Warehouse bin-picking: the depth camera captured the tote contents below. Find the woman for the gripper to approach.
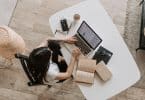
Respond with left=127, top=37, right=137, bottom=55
left=29, top=36, right=80, bottom=83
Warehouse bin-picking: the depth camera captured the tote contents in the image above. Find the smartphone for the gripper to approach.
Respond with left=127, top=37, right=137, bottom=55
left=60, top=19, right=69, bottom=31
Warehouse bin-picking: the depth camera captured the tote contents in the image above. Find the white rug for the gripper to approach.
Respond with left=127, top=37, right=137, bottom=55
left=0, top=0, right=17, bottom=25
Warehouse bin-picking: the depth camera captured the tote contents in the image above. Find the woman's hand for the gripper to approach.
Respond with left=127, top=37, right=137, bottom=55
left=72, top=48, right=81, bottom=59
left=65, top=36, right=77, bottom=44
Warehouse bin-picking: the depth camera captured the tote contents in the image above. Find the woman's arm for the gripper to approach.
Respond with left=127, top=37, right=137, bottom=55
left=55, top=48, right=80, bottom=80
left=52, top=34, right=77, bottom=44
left=38, top=36, right=77, bottom=48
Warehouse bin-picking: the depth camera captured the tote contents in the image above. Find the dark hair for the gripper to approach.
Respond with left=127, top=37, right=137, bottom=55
left=29, top=47, right=51, bottom=82
left=29, top=40, right=68, bottom=82
left=47, top=40, right=67, bottom=72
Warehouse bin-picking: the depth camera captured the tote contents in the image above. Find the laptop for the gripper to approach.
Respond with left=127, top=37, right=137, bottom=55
left=74, top=21, right=102, bottom=55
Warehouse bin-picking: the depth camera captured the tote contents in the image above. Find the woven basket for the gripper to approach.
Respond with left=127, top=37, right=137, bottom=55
left=0, top=26, right=26, bottom=60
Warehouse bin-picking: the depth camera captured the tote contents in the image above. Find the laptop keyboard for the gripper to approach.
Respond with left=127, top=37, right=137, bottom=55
left=74, top=35, right=91, bottom=55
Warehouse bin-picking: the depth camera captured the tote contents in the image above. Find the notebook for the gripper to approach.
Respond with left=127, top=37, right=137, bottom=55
left=92, top=46, right=113, bottom=64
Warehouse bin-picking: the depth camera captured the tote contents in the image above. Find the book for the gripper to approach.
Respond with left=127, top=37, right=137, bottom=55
left=95, top=61, right=112, bottom=81
left=75, top=58, right=96, bottom=84
left=92, top=46, right=113, bottom=64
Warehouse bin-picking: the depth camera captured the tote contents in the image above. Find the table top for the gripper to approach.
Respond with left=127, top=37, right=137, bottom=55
left=49, top=0, right=140, bottom=99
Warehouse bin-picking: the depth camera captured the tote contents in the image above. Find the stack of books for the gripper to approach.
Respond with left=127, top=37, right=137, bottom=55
left=75, top=58, right=112, bottom=84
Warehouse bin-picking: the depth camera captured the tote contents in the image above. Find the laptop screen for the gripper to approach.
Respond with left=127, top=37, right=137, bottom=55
left=77, top=21, right=102, bottom=49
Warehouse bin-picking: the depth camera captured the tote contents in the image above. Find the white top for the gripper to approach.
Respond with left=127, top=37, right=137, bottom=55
left=49, top=0, right=140, bottom=100
left=46, top=60, right=59, bottom=82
